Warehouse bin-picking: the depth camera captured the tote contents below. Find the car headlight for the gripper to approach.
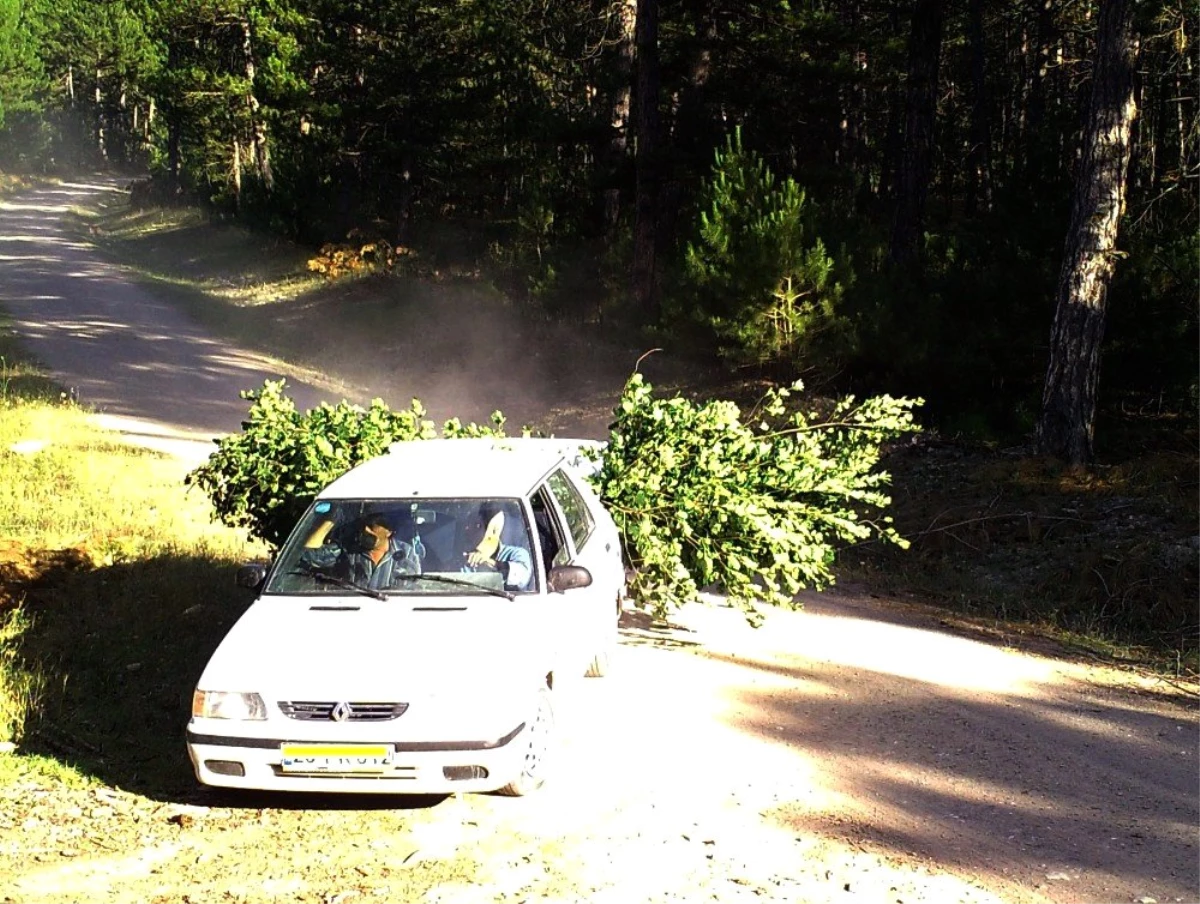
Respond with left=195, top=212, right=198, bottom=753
left=192, top=690, right=268, bottom=721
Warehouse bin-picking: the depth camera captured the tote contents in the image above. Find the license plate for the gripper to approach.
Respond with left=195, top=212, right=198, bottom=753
left=280, top=744, right=394, bottom=774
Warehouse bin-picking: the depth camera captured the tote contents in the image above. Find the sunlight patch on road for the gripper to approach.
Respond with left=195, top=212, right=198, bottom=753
left=1029, top=698, right=1197, bottom=752
left=55, top=180, right=129, bottom=193
left=0, top=235, right=90, bottom=249
left=788, top=613, right=1059, bottom=693
left=20, top=318, right=133, bottom=335
left=507, top=645, right=839, bottom=846
left=0, top=203, right=73, bottom=214
left=91, top=413, right=222, bottom=466
left=672, top=600, right=1060, bottom=695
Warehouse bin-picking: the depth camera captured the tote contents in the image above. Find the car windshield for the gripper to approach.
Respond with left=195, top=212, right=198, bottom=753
left=265, top=497, right=538, bottom=596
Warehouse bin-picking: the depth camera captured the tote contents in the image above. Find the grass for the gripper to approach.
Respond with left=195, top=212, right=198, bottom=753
left=0, top=329, right=258, bottom=556
left=0, top=749, right=98, bottom=790
left=0, top=608, right=43, bottom=744
left=0, top=172, right=37, bottom=197
left=0, top=337, right=264, bottom=790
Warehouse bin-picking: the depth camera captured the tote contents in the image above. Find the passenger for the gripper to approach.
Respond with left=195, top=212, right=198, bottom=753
left=461, top=503, right=533, bottom=591
left=301, top=508, right=423, bottom=591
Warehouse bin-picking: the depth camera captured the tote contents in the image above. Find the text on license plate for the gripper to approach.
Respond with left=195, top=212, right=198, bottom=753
left=280, top=744, right=394, bottom=773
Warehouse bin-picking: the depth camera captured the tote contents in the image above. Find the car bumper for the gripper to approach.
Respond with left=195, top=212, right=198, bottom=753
left=186, top=721, right=529, bottom=795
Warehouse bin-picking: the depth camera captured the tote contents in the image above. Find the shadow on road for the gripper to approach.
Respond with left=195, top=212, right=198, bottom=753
left=689, top=592, right=1200, bottom=904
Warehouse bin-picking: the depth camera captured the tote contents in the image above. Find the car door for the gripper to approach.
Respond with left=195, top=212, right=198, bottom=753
left=539, top=469, right=619, bottom=672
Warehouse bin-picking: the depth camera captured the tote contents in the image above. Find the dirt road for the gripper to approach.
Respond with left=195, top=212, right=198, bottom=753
left=0, top=176, right=341, bottom=461
left=0, top=178, right=1196, bottom=904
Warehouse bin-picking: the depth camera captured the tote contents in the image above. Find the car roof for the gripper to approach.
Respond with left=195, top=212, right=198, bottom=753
left=315, top=437, right=604, bottom=500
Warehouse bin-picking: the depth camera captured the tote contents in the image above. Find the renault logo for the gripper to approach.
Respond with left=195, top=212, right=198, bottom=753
left=330, top=702, right=352, bottom=722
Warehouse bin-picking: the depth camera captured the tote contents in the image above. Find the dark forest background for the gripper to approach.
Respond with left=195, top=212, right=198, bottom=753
left=0, top=0, right=1195, bottom=446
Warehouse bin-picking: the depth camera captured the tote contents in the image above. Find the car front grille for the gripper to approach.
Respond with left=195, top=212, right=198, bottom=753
left=277, top=701, right=409, bottom=722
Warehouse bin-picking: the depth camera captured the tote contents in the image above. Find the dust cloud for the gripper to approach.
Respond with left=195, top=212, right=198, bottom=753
left=312, top=283, right=700, bottom=439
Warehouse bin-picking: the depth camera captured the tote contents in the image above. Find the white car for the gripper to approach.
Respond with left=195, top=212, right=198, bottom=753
left=187, top=437, right=625, bottom=796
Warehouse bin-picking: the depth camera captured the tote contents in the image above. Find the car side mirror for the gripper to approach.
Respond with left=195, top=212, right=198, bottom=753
left=547, top=565, right=592, bottom=594
left=235, top=563, right=268, bottom=589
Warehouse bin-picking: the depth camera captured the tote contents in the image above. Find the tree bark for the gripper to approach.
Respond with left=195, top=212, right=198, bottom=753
left=657, top=14, right=716, bottom=272
left=1037, top=0, right=1139, bottom=466
left=965, top=0, right=992, bottom=215
left=232, top=137, right=242, bottom=212
left=878, top=0, right=906, bottom=202
left=395, top=154, right=414, bottom=247
left=1177, top=61, right=1191, bottom=177
left=1022, top=0, right=1055, bottom=174
left=631, top=0, right=661, bottom=319
left=167, top=113, right=180, bottom=187
left=888, top=0, right=943, bottom=268
left=241, top=16, right=274, bottom=193
left=95, top=65, right=107, bottom=159
left=838, top=1, right=868, bottom=187
left=604, top=0, right=636, bottom=232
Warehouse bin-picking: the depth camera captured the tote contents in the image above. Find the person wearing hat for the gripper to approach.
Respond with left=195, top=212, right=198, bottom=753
left=299, top=507, right=424, bottom=591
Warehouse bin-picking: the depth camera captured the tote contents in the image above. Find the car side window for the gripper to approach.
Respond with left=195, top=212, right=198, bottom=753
left=531, top=489, right=568, bottom=569
left=546, top=469, right=594, bottom=554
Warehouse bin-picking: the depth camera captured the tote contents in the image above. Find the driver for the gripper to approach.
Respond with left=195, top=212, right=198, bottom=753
left=462, top=503, right=532, bottom=591
left=300, top=507, right=424, bottom=590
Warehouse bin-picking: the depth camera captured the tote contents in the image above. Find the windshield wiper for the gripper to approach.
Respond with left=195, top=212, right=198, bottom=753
left=391, top=573, right=514, bottom=601
left=289, top=568, right=388, bottom=602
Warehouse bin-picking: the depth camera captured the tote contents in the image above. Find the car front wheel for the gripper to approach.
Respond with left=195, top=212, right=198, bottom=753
left=497, top=688, right=554, bottom=796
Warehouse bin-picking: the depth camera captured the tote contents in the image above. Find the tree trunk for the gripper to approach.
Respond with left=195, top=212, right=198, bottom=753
left=658, top=14, right=716, bottom=270
left=631, top=0, right=661, bottom=319
left=1177, top=63, right=1191, bottom=177
left=95, top=66, right=107, bottom=159
left=241, top=16, right=274, bottom=193
left=1037, top=0, right=1139, bottom=466
left=838, top=1, right=868, bottom=188
left=670, top=15, right=716, bottom=153
left=168, top=115, right=180, bottom=186
left=232, top=137, right=242, bottom=212
left=395, top=154, right=414, bottom=247
left=878, top=0, right=906, bottom=202
left=1022, top=0, right=1054, bottom=174
left=888, top=0, right=943, bottom=268
left=604, top=0, right=636, bottom=232
left=966, top=0, right=992, bottom=215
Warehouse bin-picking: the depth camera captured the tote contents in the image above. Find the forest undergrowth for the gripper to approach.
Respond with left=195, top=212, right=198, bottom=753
left=845, top=422, right=1198, bottom=684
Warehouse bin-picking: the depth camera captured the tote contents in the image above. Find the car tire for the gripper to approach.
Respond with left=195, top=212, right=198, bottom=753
left=497, top=688, right=554, bottom=797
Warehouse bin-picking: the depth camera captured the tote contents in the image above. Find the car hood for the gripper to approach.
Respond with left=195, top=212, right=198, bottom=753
left=198, top=596, right=552, bottom=698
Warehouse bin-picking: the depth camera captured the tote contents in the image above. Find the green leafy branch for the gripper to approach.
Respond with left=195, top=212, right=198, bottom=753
left=593, top=374, right=922, bottom=621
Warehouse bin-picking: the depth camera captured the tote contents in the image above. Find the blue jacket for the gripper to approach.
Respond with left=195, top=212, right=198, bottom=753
left=301, top=537, right=424, bottom=590
left=464, top=544, right=533, bottom=591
